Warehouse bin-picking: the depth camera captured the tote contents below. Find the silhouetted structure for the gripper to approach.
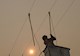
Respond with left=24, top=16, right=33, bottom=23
left=42, top=34, right=70, bottom=56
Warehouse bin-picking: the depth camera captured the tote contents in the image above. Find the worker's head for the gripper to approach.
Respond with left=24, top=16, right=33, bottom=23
left=42, top=35, right=48, bottom=40
left=42, top=35, right=48, bottom=45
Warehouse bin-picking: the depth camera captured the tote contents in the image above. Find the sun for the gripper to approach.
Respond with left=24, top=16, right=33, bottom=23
left=29, top=49, right=34, bottom=55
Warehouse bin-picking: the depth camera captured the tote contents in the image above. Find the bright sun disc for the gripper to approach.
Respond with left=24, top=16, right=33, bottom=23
left=29, top=49, right=34, bottom=54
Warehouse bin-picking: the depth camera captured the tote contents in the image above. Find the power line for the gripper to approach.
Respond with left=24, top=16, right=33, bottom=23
left=31, top=0, right=58, bottom=55
left=28, top=0, right=39, bottom=46
left=22, top=0, right=58, bottom=56
left=29, top=0, right=37, bottom=13
left=28, top=0, right=58, bottom=35
left=27, top=0, right=57, bottom=56
left=55, top=0, right=75, bottom=28
left=9, top=18, right=27, bottom=56
left=21, top=0, right=41, bottom=56
left=34, top=0, right=58, bottom=35
left=49, top=0, right=58, bottom=11
left=28, top=13, right=43, bottom=56
left=22, top=0, right=75, bottom=55
left=21, top=0, right=58, bottom=55
left=29, top=0, right=58, bottom=51
left=9, top=0, right=38, bottom=56
left=21, top=14, right=42, bottom=56
left=33, top=0, right=58, bottom=45
left=49, top=0, right=76, bottom=45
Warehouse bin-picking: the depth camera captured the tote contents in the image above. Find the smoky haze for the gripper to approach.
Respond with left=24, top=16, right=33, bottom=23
left=0, top=0, right=80, bottom=56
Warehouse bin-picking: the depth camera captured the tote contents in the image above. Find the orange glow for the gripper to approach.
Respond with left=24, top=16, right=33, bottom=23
left=29, top=49, right=34, bottom=55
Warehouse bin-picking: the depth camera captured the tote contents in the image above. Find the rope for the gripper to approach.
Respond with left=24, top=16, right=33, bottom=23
left=30, top=0, right=58, bottom=55
left=9, top=0, right=38, bottom=56
left=26, top=0, right=58, bottom=56
left=47, top=0, right=76, bottom=45
left=8, top=0, right=44, bottom=56
left=50, top=16, right=58, bottom=45
left=22, top=0, right=41, bottom=56
left=48, top=12, right=52, bottom=34
left=31, top=0, right=75, bottom=55
left=33, top=0, right=58, bottom=36
left=49, top=12, right=58, bottom=45
left=28, top=13, right=35, bottom=46
left=9, top=0, right=37, bottom=55
left=28, top=13, right=43, bottom=56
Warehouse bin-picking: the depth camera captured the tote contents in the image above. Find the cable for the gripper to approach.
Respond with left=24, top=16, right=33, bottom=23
left=55, top=0, right=75, bottom=28
left=28, top=0, right=38, bottom=46
left=30, top=0, right=75, bottom=55
left=21, top=0, right=40, bottom=56
left=51, top=17, right=56, bottom=37
left=33, top=0, right=58, bottom=56
left=22, top=0, right=57, bottom=55
left=47, top=0, right=76, bottom=45
left=39, top=51, right=43, bottom=56
left=33, top=0, right=58, bottom=35
left=29, top=0, right=37, bottom=13
left=9, top=18, right=27, bottom=56
left=28, top=13, right=43, bottom=56
left=34, top=0, right=58, bottom=36
left=49, top=0, right=58, bottom=11
left=32, top=0, right=58, bottom=42
left=48, top=12, right=52, bottom=34
left=9, top=0, right=38, bottom=56
left=50, top=12, right=58, bottom=45
left=35, top=36, right=42, bottom=56
left=28, top=13, right=35, bottom=46
left=21, top=0, right=57, bottom=55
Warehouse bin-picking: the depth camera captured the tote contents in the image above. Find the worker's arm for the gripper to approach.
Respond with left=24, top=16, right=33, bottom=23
left=50, top=34, right=56, bottom=40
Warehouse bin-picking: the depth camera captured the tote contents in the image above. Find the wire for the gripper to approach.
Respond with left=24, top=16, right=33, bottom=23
left=25, top=0, right=76, bottom=56
left=51, top=17, right=56, bottom=37
left=22, top=0, right=58, bottom=56
left=21, top=0, right=40, bottom=56
left=50, top=12, right=58, bottom=45
left=9, top=0, right=38, bottom=56
left=55, top=0, right=75, bottom=28
left=32, top=0, right=58, bottom=39
left=9, top=18, right=27, bottom=56
left=47, top=0, right=76, bottom=45
left=32, top=0, right=58, bottom=55
left=51, top=0, right=75, bottom=45
left=34, top=0, right=58, bottom=53
left=29, top=0, right=37, bottom=12
left=34, top=36, right=42, bottom=56
left=34, top=0, right=58, bottom=36
left=28, top=13, right=35, bottom=46
left=28, top=0, right=38, bottom=46
left=49, top=0, right=58, bottom=11
left=48, top=12, right=52, bottom=34
left=47, top=0, right=58, bottom=45
left=28, top=13, right=43, bottom=56
left=39, top=51, right=43, bottom=56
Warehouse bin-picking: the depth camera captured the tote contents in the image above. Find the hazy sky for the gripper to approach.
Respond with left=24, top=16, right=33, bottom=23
left=0, top=0, right=80, bottom=56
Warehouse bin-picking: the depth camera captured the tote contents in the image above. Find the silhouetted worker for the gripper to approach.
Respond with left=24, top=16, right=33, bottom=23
left=42, top=34, right=70, bottom=56
left=42, top=34, right=56, bottom=46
